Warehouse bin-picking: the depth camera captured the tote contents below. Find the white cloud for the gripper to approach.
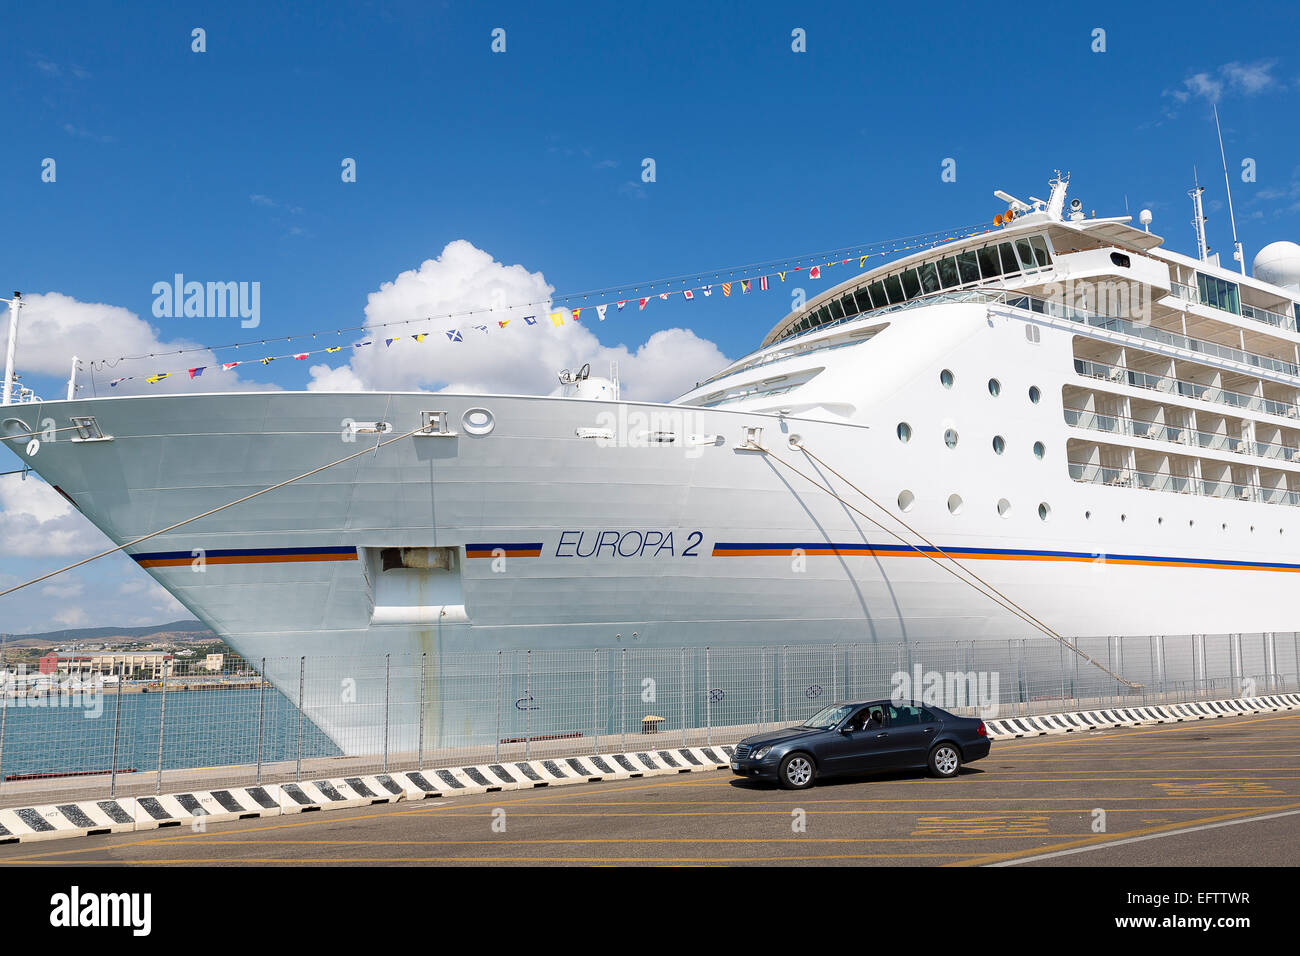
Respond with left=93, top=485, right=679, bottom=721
left=0, top=474, right=104, bottom=556
left=306, top=240, right=729, bottom=402
left=1166, top=59, right=1279, bottom=108
left=5, top=292, right=272, bottom=396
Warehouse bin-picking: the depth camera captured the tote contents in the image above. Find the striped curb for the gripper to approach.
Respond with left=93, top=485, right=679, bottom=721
left=983, top=693, right=1300, bottom=740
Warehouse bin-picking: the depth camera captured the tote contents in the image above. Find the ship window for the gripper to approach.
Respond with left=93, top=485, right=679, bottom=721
left=1110, top=252, right=1131, bottom=268
left=944, top=428, right=959, bottom=448
left=816, top=305, right=832, bottom=326
left=977, top=245, right=1001, bottom=278
left=957, top=250, right=981, bottom=284
left=898, top=490, right=915, bottom=512
left=1038, top=502, right=1051, bottom=521
left=854, top=287, right=874, bottom=312
left=1033, top=441, right=1046, bottom=459
left=937, top=256, right=960, bottom=289
left=947, top=494, right=964, bottom=514
left=1015, top=238, right=1037, bottom=272
left=997, top=498, right=1011, bottom=517
left=868, top=280, right=888, bottom=307
left=884, top=274, right=906, bottom=304
left=1029, top=385, right=1042, bottom=404
left=828, top=298, right=845, bottom=320
left=901, top=268, right=921, bottom=299
left=840, top=294, right=858, bottom=318
left=988, top=378, right=1001, bottom=396
left=917, top=261, right=941, bottom=294
left=1029, top=235, right=1052, bottom=267
left=897, top=422, right=912, bottom=443
left=940, top=368, right=954, bottom=388
left=1196, top=273, right=1241, bottom=315
left=992, top=435, right=1005, bottom=454
left=998, top=243, right=1020, bottom=275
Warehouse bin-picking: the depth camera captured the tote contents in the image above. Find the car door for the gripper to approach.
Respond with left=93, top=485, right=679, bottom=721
left=818, top=706, right=877, bottom=774
left=879, top=703, right=935, bottom=768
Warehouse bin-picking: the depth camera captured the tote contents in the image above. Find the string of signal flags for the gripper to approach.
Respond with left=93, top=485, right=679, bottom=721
left=85, top=219, right=999, bottom=389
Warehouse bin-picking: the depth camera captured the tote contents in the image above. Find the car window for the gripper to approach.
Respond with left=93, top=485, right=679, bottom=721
left=919, top=707, right=938, bottom=723
left=891, top=705, right=923, bottom=726
left=802, top=704, right=853, bottom=729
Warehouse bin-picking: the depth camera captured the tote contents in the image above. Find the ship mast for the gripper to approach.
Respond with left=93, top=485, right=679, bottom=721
left=1, top=292, right=22, bottom=407
left=1214, top=104, right=1246, bottom=276
left=1189, top=169, right=1209, bottom=262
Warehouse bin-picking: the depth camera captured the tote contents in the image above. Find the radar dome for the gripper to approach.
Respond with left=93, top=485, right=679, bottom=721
left=1252, top=241, right=1300, bottom=293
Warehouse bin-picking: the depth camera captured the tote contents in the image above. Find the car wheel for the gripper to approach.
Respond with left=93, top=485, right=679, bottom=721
left=778, top=753, right=816, bottom=790
left=928, top=743, right=962, bottom=778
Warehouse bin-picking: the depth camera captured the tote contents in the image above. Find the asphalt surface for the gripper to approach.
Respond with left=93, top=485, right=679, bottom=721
left=2, top=711, right=1297, bottom=866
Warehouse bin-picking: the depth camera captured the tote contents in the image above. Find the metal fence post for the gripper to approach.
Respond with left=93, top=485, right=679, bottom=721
left=495, top=651, right=502, bottom=764
left=760, top=647, right=767, bottom=734
left=295, top=656, right=305, bottom=782
left=418, top=652, right=426, bottom=770
left=256, top=657, right=266, bottom=785
left=680, top=647, right=687, bottom=747
left=109, top=670, right=123, bottom=798
left=525, top=650, right=532, bottom=760
left=620, top=648, right=627, bottom=754
left=705, top=646, right=712, bottom=747
left=593, top=649, right=600, bottom=753
left=832, top=644, right=838, bottom=702
left=382, top=653, right=391, bottom=773
left=781, top=645, right=788, bottom=724
left=156, top=665, right=169, bottom=794
left=0, top=692, right=7, bottom=789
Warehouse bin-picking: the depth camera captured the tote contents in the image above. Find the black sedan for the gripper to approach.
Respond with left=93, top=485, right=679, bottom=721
left=729, top=699, right=990, bottom=789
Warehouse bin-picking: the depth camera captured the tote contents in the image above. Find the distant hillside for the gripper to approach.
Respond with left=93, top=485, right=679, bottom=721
left=1, top=620, right=215, bottom=646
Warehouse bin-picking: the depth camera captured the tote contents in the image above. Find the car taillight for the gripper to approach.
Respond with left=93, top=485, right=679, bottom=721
left=976, top=721, right=987, bottom=737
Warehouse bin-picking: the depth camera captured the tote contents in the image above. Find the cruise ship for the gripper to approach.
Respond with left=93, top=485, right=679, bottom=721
left=5, top=173, right=1300, bottom=749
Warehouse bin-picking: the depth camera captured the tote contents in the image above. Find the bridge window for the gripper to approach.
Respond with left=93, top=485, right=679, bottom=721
left=1196, top=273, right=1241, bottom=315
left=977, top=245, right=1001, bottom=278
left=884, top=274, right=906, bottom=304
left=1015, top=238, right=1037, bottom=272
left=901, top=267, right=921, bottom=299
left=957, top=249, right=981, bottom=284
left=1029, top=235, right=1052, bottom=268
left=998, top=242, right=1020, bottom=275
left=937, top=256, right=960, bottom=288
left=917, top=261, right=941, bottom=294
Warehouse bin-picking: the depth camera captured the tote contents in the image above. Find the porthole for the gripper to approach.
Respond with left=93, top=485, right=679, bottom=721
left=1189, top=520, right=1195, bottom=528
left=947, top=494, right=964, bottom=514
left=1157, top=517, right=1164, bottom=525
left=944, top=428, right=959, bottom=449
left=897, top=422, right=912, bottom=443
left=1121, top=513, right=1127, bottom=522
left=940, top=369, right=955, bottom=388
left=897, top=490, right=915, bottom=512
left=1250, top=525, right=1255, bottom=533
left=1085, top=510, right=1092, bottom=520
left=1222, top=523, right=1228, bottom=531
left=1029, top=385, right=1042, bottom=404
left=1038, top=502, right=1051, bottom=521
left=988, top=378, right=1001, bottom=397
left=1033, top=441, right=1046, bottom=459
left=992, top=435, right=1005, bottom=454
left=997, top=498, right=1011, bottom=517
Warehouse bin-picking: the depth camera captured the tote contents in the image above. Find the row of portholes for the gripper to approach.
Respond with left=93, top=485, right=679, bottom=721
left=897, top=490, right=1051, bottom=521
left=940, top=368, right=1042, bottom=405
left=899, top=422, right=1045, bottom=460
left=1082, top=510, right=1286, bottom=535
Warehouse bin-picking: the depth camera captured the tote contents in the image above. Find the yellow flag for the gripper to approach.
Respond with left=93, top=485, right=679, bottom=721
left=146, top=373, right=169, bottom=384
left=550, top=311, right=565, bottom=327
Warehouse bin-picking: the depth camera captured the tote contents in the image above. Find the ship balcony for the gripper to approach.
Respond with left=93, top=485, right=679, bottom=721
left=1067, top=461, right=1300, bottom=507
left=1073, top=358, right=1300, bottom=422
left=1064, top=406, right=1300, bottom=466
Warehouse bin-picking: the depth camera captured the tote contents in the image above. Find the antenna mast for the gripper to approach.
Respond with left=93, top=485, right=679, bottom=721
left=1214, top=104, right=1246, bottom=276
left=1189, top=168, right=1209, bottom=262
left=2, top=292, right=23, bottom=407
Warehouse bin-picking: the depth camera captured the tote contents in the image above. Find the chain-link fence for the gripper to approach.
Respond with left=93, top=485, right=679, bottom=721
left=1, top=632, right=1296, bottom=808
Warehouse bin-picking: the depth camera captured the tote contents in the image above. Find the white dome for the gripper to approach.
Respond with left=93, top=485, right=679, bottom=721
left=1252, top=241, right=1300, bottom=293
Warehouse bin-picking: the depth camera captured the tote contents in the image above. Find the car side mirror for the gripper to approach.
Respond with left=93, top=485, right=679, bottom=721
left=840, top=725, right=854, bottom=734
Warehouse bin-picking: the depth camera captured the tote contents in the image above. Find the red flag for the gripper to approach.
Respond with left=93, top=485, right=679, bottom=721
left=809, top=266, right=822, bottom=279
left=638, top=297, right=649, bottom=310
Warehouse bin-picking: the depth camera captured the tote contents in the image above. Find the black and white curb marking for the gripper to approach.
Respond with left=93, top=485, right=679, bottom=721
left=0, top=747, right=732, bottom=843
left=983, top=693, right=1300, bottom=740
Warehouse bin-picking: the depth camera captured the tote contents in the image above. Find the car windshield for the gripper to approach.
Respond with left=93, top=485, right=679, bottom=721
left=802, top=704, right=854, bottom=729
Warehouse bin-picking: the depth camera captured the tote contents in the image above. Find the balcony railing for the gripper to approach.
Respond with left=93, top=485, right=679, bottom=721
left=1068, top=462, right=1300, bottom=506
left=1168, top=279, right=1298, bottom=332
left=1074, top=358, right=1300, bottom=421
left=1063, top=405, right=1300, bottom=464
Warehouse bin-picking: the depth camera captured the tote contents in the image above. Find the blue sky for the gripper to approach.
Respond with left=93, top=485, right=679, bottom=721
left=2, top=0, right=1299, bottom=633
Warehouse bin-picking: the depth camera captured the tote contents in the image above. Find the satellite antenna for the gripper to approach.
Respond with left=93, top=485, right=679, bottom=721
left=1214, top=104, right=1246, bottom=276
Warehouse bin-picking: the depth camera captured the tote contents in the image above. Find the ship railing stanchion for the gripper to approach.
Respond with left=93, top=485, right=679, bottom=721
left=256, top=657, right=265, bottom=785
left=156, top=664, right=168, bottom=794
left=418, top=652, right=426, bottom=771
left=296, top=656, right=305, bottom=782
